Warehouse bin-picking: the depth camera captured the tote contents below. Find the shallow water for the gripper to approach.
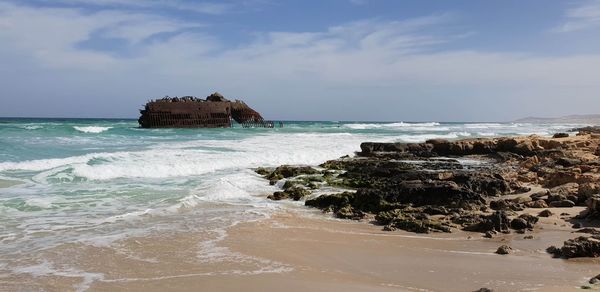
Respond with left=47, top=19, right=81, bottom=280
left=0, top=118, right=590, bottom=289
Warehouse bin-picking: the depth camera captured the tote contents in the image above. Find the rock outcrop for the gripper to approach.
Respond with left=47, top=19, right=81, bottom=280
left=256, top=132, right=600, bottom=253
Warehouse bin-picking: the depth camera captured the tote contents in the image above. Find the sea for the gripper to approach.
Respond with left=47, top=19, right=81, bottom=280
left=0, top=118, right=589, bottom=287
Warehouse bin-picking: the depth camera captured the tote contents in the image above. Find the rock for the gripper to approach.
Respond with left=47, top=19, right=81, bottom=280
left=524, top=235, right=534, bottom=239
left=375, top=209, right=451, bottom=234
left=586, top=195, right=600, bottom=218
left=547, top=236, right=600, bottom=258
left=549, top=199, right=576, bottom=208
left=267, top=187, right=311, bottom=201
left=538, top=209, right=553, bottom=217
left=579, top=183, right=599, bottom=204
left=464, top=211, right=510, bottom=233
left=510, top=218, right=529, bottom=230
left=556, top=157, right=581, bottom=167
left=474, top=289, right=493, bottom=292
left=254, top=167, right=272, bottom=176
left=525, top=199, right=548, bottom=208
left=553, top=133, right=569, bottom=138
left=550, top=183, right=579, bottom=197
left=484, top=231, right=496, bottom=238
left=305, top=192, right=355, bottom=210
left=589, top=274, right=600, bottom=284
left=334, top=205, right=365, bottom=220
left=573, top=222, right=582, bottom=229
left=265, top=165, right=319, bottom=184
left=576, top=228, right=600, bottom=235
left=496, top=245, right=512, bottom=255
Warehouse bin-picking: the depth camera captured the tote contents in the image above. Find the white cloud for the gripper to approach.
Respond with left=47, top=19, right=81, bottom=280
left=0, top=1, right=599, bottom=120
left=41, top=0, right=233, bottom=14
left=555, top=0, right=600, bottom=32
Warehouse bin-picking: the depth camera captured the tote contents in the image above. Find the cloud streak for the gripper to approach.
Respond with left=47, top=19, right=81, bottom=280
left=555, top=0, right=600, bottom=32
left=0, top=1, right=599, bottom=121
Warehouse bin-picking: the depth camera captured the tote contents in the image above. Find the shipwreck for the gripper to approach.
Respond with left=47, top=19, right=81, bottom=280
left=138, top=92, right=280, bottom=128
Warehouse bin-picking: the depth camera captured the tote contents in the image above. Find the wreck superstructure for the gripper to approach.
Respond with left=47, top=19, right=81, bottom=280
left=138, top=92, right=278, bottom=128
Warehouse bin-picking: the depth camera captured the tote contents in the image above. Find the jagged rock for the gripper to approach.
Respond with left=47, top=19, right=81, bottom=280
left=547, top=236, right=600, bottom=258
left=463, top=211, right=510, bottom=233
left=538, top=209, right=553, bottom=217
left=496, top=245, right=513, bottom=255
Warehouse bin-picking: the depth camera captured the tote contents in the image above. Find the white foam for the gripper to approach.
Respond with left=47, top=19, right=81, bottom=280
left=394, top=132, right=471, bottom=143
left=344, top=122, right=442, bottom=130
left=1, top=133, right=390, bottom=181
left=73, top=126, right=112, bottom=133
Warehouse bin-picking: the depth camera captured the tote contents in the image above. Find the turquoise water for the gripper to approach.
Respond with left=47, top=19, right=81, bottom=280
left=0, top=118, right=586, bottom=280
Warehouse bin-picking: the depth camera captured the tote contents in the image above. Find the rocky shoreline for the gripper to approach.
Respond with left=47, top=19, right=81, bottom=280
left=256, top=127, right=600, bottom=266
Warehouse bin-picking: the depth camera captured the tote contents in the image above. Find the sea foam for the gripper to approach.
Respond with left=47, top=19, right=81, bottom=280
left=73, top=126, right=112, bottom=133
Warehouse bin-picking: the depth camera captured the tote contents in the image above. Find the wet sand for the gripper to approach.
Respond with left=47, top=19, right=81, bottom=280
left=3, top=208, right=598, bottom=292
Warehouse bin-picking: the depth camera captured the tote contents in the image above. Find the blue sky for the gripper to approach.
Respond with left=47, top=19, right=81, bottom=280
left=1, top=0, right=600, bottom=121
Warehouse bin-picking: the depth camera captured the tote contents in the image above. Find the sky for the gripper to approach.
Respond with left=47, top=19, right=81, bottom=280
left=1, top=0, right=600, bottom=121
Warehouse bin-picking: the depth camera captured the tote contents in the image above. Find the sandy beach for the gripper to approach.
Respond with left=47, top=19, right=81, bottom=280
left=2, top=207, right=598, bottom=292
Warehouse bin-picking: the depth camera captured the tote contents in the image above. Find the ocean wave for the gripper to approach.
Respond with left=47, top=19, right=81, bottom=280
left=73, top=126, right=112, bottom=133
left=22, top=125, right=43, bottom=130
left=394, top=132, right=471, bottom=143
left=0, top=133, right=392, bottom=181
left=344, top=122, right=441, bottom=130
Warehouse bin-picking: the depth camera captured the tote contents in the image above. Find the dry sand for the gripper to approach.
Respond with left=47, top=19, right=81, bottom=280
left=2, top=208, right=599, bottom=292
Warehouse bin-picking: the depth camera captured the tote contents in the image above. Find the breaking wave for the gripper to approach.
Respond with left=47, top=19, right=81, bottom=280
left=73, top=126, right=112, bottom=133
left=344, top=122, right=442, bottom=130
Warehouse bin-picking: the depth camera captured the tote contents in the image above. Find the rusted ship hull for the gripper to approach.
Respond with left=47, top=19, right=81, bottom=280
left=138, top=93, right=276, bottom=128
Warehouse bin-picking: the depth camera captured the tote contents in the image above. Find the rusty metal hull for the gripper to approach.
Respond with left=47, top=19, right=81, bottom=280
left=138, top=94, right=273, bottom=128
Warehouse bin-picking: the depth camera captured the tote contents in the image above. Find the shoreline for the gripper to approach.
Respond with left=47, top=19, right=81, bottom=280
left=3, top=129, right=600, bottom=291
left=4, top=209, right=598, bottom=291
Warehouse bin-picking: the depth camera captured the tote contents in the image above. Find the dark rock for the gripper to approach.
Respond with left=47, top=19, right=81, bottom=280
left=375, top=209, right=451, bottom=234
left=524, top=235, right=534, bottom=239
left=549, top=199, right=576, bottom=208
left=573, top=222, right=582, bottom=229
left=576, top=228, right=600, bottom=235
left=553, top=133, right=569, bottom=138
left=496, top=245, right=512, bottom=255
left=254, top=167, right=272, bottom=176
left=556, top=157, right=581, bottom=167
left=538, top=209, right=553, bottom=217
left=463, top=211, right=510, bottom=233
left=265, top=165, right=319, bottom=184
left=305, top=192, right=355, bottom=210
left=267, top=187, right=310, bottom=201
left=474, top=289, right=493, bottom=292
left=335, top=205, right=365, bottom=220
left=589, top=274, right=600, bottom=284
left=510, top=218, right=529, bottom=230
left=547, top=236, right=600, bottom=258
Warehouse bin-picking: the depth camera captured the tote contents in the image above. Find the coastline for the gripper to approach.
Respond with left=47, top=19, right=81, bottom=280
left=2, top=125, right=600, bottom=291
left=3, top=209, right=598, bottom=291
